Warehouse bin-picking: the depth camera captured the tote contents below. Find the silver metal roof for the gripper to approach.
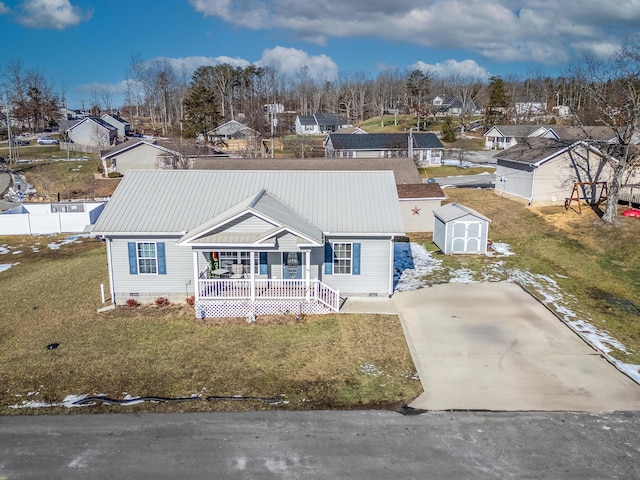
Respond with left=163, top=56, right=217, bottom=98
left=93, top=170, right=405, bottom=235
left=433, top=202, right=491, bottom=223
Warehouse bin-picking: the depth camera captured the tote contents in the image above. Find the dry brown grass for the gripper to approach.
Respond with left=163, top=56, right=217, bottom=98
left=0, top=235, right=420, bottom=415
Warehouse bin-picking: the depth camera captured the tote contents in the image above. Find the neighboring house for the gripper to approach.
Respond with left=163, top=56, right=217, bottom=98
left=101, top=114, right=131, bottom=138
left=207, top=120, right=261, bottom=157
left=0, top=202, right=104, bottom=235
left=91, top=170, right=405, bottom=318
left=484, top=125, right=551, bottom=150
left=432, top=95, right=479, bottom=116
left=191, top=157, right=445, bottom=233
left=66, top=116, right=118, bottom=148
left=324, top=132, right=445, bottom=166
left=295, top=113, right=352, bottom=135
left=494, top=138, right=611, bottom=206
left=432, top=203, right=491, bottom=255
left=100, top=140, right=184, bottom=174
left=396, top=183, right=447, bottom=233
left=540, top=126, right=617, bottom=144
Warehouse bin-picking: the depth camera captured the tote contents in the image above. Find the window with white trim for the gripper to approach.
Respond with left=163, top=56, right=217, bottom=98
left=217, top=251, right=258, bottom=271
left=333, top=242, right=352, bottom=274
left=137, top=242, right=157, bottom=274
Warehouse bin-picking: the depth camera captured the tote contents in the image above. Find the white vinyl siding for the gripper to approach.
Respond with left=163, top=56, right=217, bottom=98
left=321, top=237, right=392, bottom=296
left=111, top=237, right=193, bottom=304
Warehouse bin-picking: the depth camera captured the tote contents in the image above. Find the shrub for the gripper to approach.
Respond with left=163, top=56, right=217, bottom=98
left=97, top=164, right=104, bottom=173
left=107, top=171, right=123, bottom=178
left=186, top=295, right=195, bottom=306
left=125, top=298, right=140, bottom=307
left=155, top=296, right=170, bottom=307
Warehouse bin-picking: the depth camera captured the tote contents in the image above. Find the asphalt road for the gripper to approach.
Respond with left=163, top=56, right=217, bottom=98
left=1, top=410, right=639, bottom=479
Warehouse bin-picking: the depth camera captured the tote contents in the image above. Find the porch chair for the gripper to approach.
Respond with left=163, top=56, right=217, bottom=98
left=230, top=263, right=245, bottom=279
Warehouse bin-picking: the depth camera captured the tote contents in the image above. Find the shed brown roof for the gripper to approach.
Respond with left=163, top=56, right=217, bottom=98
left=396, top=183, right=446, bottom=199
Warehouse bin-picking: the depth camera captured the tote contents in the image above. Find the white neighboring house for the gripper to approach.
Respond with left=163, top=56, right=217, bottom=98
left=484, top=125, right=551, bottom=150
left=295, top=113, right=352, bottom=135
left=67, top=117, right=118, bottom=148
left=101, top=114, right=131, bottom=138
left=0, top=202, right=105, bottom=235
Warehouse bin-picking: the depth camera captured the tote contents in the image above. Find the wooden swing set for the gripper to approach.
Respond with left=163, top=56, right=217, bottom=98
left=565, top=181, right=608, bottom=214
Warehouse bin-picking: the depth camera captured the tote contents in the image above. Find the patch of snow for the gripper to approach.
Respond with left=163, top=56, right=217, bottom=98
left=488, top=242, right=515, bottom=257
left=394, top=242, right=443, bottom=291
left=0, top=262, right=19, bottom=273
left=0, top=246, right=10, bottom=254
left=12, top=250, right=22, bottom=255
left=449, top=268, right=475, bottom=283
left=48, top=234, right=87, bottom=250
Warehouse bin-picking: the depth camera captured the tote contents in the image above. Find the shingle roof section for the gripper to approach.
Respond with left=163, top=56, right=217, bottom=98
left=396, top=183, right=446, bottom=199
left=93, top=170, right=404, bottom=235
left=191, top=157, right=422, bottom=184
left=487, top=125, right=550, bottom=138
left=494, top=138, right=571, bottom=165
left=327, top=133, right=444, bottom=150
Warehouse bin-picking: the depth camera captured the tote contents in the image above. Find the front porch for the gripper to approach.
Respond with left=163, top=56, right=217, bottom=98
left=195, top=278, right=340, bottom=318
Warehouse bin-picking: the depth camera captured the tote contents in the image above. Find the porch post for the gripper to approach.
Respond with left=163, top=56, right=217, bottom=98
left=250, top=251, right=256, bottom=302
left=305, top=250, right=311, bottom=302
left=193, top=251, right=199, bottom=302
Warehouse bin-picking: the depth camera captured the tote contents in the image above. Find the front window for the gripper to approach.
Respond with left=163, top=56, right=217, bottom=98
left=137, top=242, right=157, bottom=274
left=333, top=243, right=352, bottom=274
left=217, top=251, right=258, bottom=272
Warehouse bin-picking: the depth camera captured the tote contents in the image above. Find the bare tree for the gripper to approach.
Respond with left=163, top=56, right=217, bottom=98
left=571, top=44, right=640, bottom=224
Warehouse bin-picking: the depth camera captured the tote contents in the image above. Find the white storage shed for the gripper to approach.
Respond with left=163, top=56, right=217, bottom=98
left=432, top=203, right=491, bottom=255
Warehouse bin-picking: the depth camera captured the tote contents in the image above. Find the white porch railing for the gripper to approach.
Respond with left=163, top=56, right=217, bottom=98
left=198, top=278, right=340, bottom=312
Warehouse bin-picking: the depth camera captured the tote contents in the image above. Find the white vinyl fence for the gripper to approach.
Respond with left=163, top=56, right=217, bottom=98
left=0, top=202, right=105, bottom=235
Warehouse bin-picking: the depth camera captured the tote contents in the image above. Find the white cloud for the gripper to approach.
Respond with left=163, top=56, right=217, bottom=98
left=16, top=0, right=91, bottom=29
left=143, top=56, right=251, bottom=74
left=257, top=47, right=338, bottom=82
left=0, top=2, right=10, bottom=14
left=188, top=0, right=640, bottom=65
left=411, top=59, right=491, bottom=80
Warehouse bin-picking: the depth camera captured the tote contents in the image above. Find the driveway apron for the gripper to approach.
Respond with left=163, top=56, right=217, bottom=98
left=393, top=282, right=640, bottom=411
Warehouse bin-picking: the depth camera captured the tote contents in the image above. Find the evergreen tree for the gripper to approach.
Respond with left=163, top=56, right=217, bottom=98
left=484, top=76, right=510, bottom=127
left=182, top=68, right=221, bottom=140
left=441, top=117, right=457, bottom=143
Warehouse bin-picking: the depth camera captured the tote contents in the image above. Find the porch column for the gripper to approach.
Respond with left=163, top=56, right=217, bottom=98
left=193, top=251, right=199, bottom=302
left=305, top=250, right=311, bottom=302
left=250, top=251, right=256, bottom=302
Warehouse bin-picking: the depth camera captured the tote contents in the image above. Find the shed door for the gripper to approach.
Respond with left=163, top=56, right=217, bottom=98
left=451, top=221, right=482, bottom=253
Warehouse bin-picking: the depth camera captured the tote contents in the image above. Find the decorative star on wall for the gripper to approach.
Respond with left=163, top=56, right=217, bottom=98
left=411, top=206, right=421, bottom=215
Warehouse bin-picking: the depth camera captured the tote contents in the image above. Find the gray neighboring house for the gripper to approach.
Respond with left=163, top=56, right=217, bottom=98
left=101, top=114, right=131, bottom=138
left=191, top=157, right=446, bottom=233
left=324, top=132, right=445, bottom=166
left=433, top=203, right=491, bottom=255
left=432, top=95, right=480, bottom=116
left=494, top=138, right=611, bottom=207
left=92, top=170, right=404, bottom=318
left=65, top=116, right=118, bottom=148
left=100, top=140, right=183, bottom=174
left=295, top=113, right=352, bottom=135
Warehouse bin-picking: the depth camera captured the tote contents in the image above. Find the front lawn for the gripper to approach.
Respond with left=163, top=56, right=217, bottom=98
left=0, top=236, right=420, bottom=415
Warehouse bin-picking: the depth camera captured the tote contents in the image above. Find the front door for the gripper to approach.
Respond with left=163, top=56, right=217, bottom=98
left=282, top=252, right=302, bottom=279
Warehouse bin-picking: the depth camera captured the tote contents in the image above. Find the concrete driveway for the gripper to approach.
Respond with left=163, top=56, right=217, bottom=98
left=393, top=282, right=640, bottom=412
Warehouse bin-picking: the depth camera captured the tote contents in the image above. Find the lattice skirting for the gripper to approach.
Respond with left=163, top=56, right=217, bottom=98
left=195, top=299, right=333, bottom=319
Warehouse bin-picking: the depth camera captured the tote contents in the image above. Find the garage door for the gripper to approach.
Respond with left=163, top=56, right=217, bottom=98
left=451, top=221, right=482, bottom=253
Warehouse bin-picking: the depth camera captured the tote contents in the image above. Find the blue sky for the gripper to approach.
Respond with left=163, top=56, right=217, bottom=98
left=1, top=0, right=639, bottom=109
